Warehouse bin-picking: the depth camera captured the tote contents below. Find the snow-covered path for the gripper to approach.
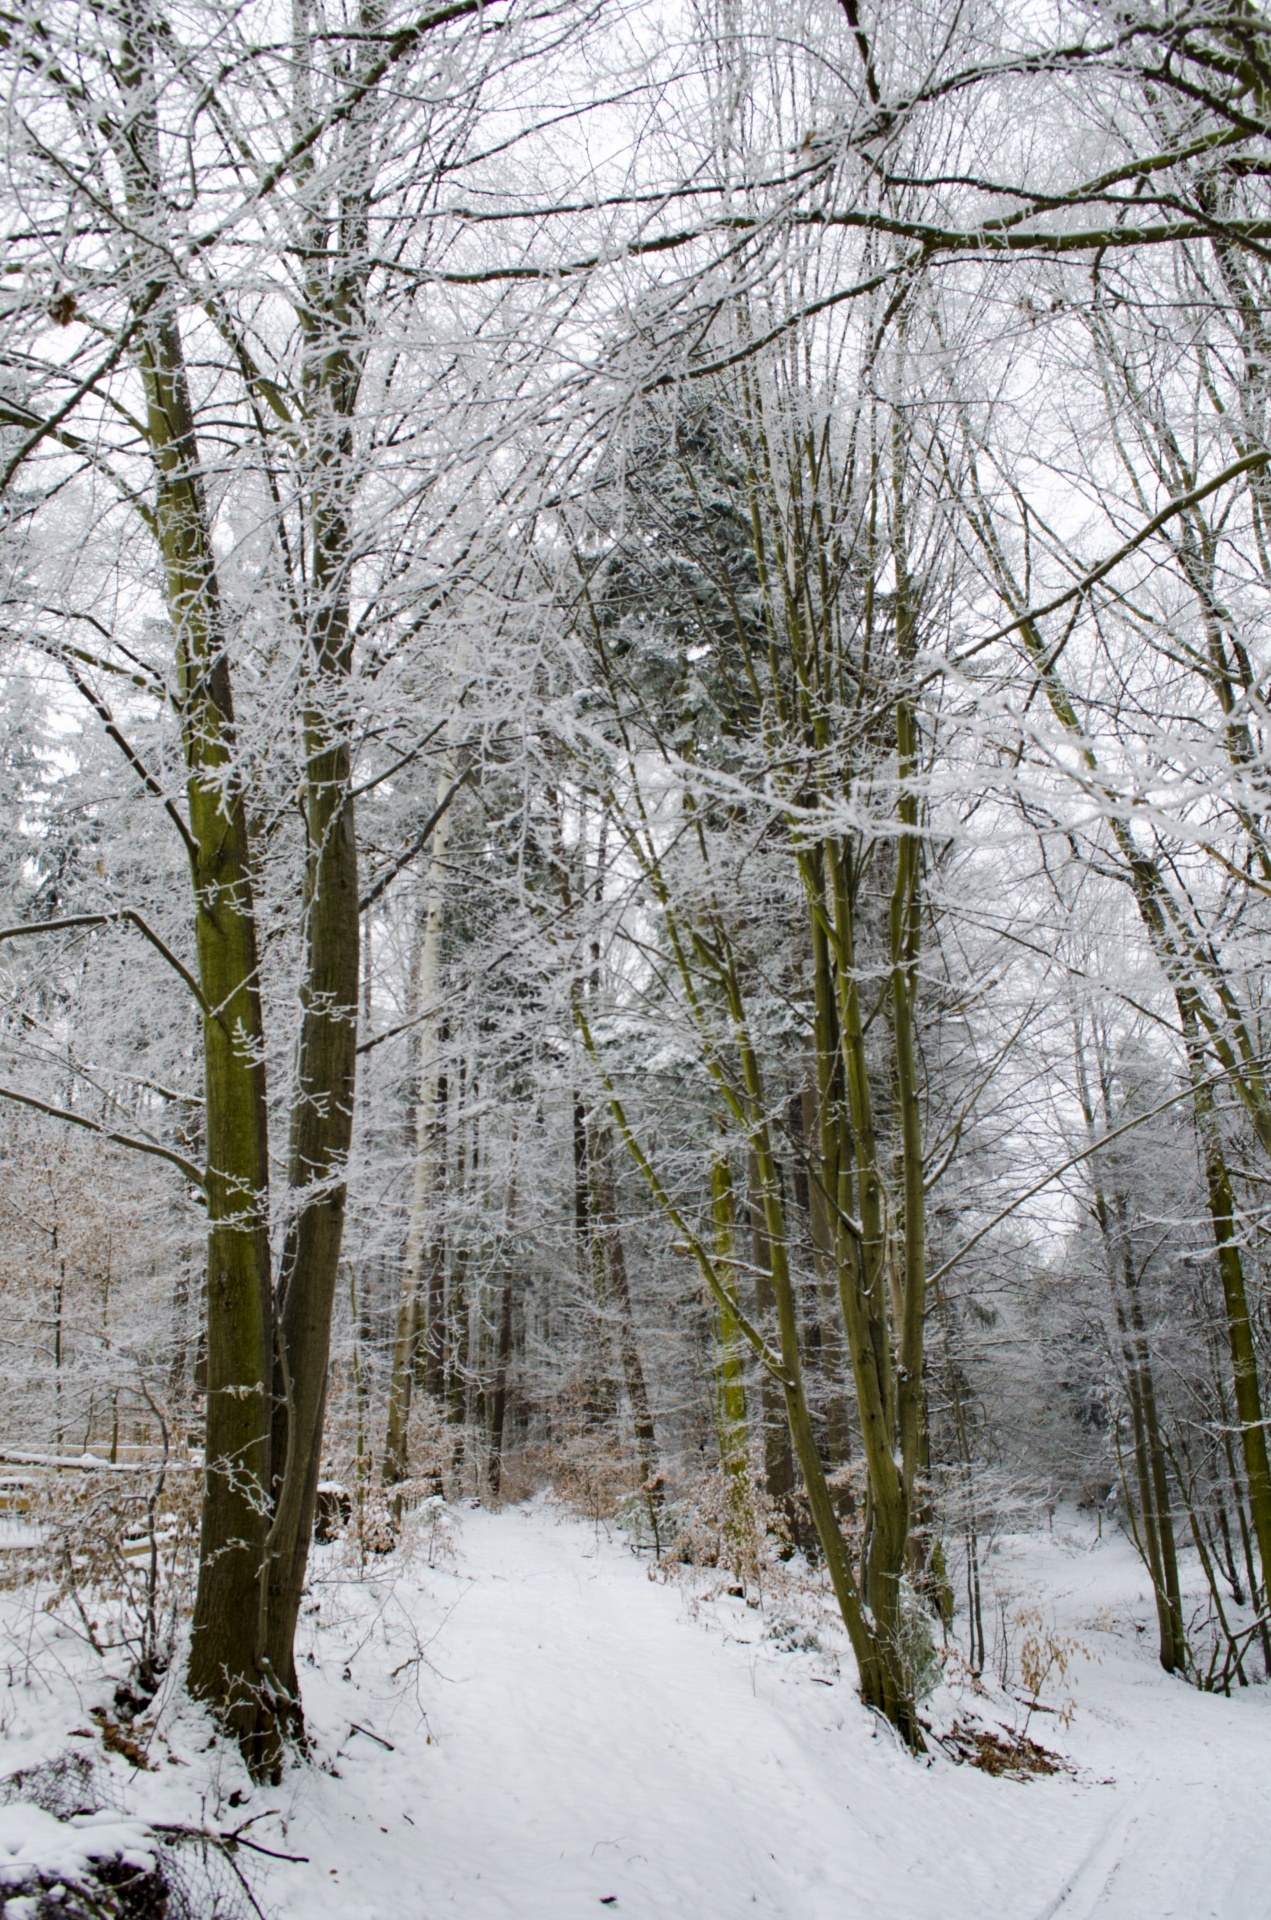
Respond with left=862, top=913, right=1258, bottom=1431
left=247, top=1504, right=1271, bottom=1920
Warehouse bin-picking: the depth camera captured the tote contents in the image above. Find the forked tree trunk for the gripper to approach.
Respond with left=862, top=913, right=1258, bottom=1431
left=116, top=14, right=275, bottom=1746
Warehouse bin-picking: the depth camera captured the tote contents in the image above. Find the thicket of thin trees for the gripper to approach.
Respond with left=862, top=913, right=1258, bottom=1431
left=4, top=0, right=1271, bottom=1771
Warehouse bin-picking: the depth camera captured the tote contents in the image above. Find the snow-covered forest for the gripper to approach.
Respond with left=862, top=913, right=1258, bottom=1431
left=2, top=0, right=1271, bottom=1912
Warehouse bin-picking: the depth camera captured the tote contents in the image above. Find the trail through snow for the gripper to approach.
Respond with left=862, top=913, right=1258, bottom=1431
left=248, top=1503, right=1271, bottom=1920
left=4, top=1500, right=1270, bottom=1917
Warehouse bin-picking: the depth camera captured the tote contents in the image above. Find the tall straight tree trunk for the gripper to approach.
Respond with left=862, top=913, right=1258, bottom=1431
left=1120, top=1345, right=1183, bottom=1670
left=446, top=1058, right=470, bottom=1435
left=383, top=790, right=452, bottom=1484
left=1073, top=1021, right=1185, bottom=1671
left=1118, top=1213, right=1186, bottom=1673
left=588, top=1124, right=661, bottom=1516
left=574, top=1090, right=615, bottom=1418
left=797, top=1083, right=854, bottom=1473
left=263, top=600, right=360, bottom=1713
left=423, top=1054, right=450, bottom=1402
left=488, top=1278, right=515, bottom=1497
left=710, top=1155, right=750, bottom=1484
left=1188, top=1048, right=1271, bottom=1601
left=262, top=0, right=392, bottom=1701
left=747, top=1150, right=797, bottom=1514
left=488, top=1133, right=520, bottom=1498
left=1112, top=1243, right=1186, bottom=1671
left=448, top=1249, right=471, bottom=1430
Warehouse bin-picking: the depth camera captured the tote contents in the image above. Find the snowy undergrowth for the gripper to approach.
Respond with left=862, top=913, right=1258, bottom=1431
left=2, top=1498, right=1271, bottom=1918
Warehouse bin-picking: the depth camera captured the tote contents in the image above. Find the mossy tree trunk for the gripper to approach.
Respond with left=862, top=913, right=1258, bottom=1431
left=262, top=7, right=379, bottom=1720
left=115, top=6, right=275, bottom=1759
left=710, top=1156, right=751, bottom=1488
left=114, top=0, right=373, bottom=1760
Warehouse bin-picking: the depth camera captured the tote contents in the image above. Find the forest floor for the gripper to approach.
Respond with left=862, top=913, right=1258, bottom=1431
left=3, top=1497, right=1271, bottom=1918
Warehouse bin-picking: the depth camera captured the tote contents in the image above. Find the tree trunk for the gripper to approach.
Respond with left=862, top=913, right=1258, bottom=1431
left=710, top=1155, right=750, bottom=1483
left=1120, top=1234, right=1186, bottom=1673
left=747, top=1150, right=796, bottom=1513
left=123, top=207, right=273, bottom=1762
left=1073, top=1022, right=1186, bottom=1672
left=424, top=1074, right=449, bottom=1403
left=1187, top=1042, right=1271, bottom=1602
left=264, top=672, right=359, bottom=1715
left=113, top=9, right=276, bottom=1759
left=383, top=794, right=452, bottom=1484
left=797, top=1086, right=854, bottom=1473
left=574, top=1092, right=615, bottom=1420
left=588, top=1124, right=661, bottom=1521
left=488, top=1151, right=519, bottom=1502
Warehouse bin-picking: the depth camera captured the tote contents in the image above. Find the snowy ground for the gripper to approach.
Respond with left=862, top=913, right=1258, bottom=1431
left=2, top=1499, right=1270, bottom=1918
